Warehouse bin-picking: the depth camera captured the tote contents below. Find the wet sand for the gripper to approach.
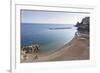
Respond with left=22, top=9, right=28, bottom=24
left=21, top=34, right=89, bottom=63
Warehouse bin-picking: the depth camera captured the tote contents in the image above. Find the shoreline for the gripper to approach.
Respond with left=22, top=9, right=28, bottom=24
left=21, top=33, right=89, bottom=63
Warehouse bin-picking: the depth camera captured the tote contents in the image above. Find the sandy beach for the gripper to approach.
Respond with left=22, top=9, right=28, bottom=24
left=21, top=33, right=89, bottom=63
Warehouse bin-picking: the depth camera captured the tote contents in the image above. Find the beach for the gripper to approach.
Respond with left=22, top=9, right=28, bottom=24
left=21, top=33, right=89, bottom=63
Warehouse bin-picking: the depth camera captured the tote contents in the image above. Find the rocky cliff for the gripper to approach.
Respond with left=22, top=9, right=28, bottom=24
left=75, top=17, right=90, bottom=34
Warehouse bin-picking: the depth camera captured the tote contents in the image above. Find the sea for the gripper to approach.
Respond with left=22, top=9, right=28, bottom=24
left=21, top=23, right=77, bottom=52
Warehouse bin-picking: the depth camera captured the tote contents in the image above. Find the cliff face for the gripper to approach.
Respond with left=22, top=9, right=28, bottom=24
left=75, top=17, right=90, bottom=34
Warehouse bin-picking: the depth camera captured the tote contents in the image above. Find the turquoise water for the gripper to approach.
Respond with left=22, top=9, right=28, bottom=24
left=21, top=23, right=77, bottom=52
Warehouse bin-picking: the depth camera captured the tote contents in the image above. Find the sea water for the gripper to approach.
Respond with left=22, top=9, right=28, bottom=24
left=21, top=23, right=77, bottom=52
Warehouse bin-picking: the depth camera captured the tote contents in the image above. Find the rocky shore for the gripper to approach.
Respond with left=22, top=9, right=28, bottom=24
left=21, top=17, right=90, bottom=63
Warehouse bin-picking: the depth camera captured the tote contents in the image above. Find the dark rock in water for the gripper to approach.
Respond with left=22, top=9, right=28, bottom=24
left=75, top=17, right=90, bottom=34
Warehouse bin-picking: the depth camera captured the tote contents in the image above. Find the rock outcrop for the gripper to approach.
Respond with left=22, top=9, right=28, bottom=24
left=75, top=17, right=90, bottom=35
left=22, top=44, right=40, bottom=54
